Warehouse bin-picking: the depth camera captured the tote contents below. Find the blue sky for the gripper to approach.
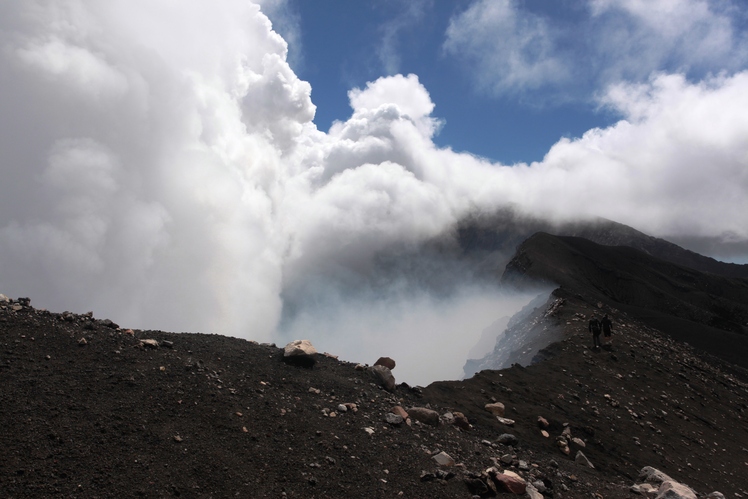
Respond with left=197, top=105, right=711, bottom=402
left=283, top=0, right=607, bottom=164
left=269, top=0, right=748, bottom=164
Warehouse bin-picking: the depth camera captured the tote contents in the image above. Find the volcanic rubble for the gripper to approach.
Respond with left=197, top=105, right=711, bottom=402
left=1, top=293, right=748, bottom=498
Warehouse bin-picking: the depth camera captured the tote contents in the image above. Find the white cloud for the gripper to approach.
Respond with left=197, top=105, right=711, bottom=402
left=443, top=0, right=567, bottom=96
left=17, top=38, right=129, bottom=99
left=588, top=0, right=748, bottom=82
left=444, top=0, right=748, bottom=99
left=254, top=0, right=304, bottom=71
left=0, top=0, right=302, bottom=338
left=347, top=73, right=440, bottom=138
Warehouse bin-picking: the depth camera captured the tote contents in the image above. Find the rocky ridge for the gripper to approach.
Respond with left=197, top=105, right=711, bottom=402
left=469, top=232, right=748, bottom=378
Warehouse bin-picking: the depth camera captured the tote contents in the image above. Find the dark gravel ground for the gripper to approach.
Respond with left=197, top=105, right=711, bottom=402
left=1, top=295, right=748, bottom=498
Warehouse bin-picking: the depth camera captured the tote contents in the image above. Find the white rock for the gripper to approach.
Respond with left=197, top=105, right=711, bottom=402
left=283, top=340, right=317, bottom=366
left=384, top=413, right=404, bottom=425
left=639, top=467, right=673, bottom=485
left=631, top=483, right=658, bottom=497
left=575, top=450, right=594, bottom=469
left=531, top=480, right=547, bottom=493
left=283, top=339, right=317, bottom=357
left=485, top=402, right=505, bottom=416
left=526, top=483, right=544, bottom=499
left=656, top=480, right=697, bottom=499
left=496, top=416, right=515, bottom=426
left=432, top=451, right=455, bottom=467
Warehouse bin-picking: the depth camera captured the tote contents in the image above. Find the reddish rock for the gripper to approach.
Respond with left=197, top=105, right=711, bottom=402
left=491, top=471, right=526, bottom=495
left=453, top=411, right=471, bottom=430
left=537, top=416, right=549, bottom=428
left=374, top=356, right=396, bottom=370
left=391, top=406, right=409, bottom=419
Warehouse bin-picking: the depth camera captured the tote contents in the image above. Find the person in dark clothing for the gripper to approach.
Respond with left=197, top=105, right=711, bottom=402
left=589, top=317, right=602, bottom=350
left=601, top=314, right=613, bottom=347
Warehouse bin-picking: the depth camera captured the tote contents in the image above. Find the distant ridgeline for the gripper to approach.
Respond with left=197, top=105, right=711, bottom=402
left=462, top=216, right=748, bottom=378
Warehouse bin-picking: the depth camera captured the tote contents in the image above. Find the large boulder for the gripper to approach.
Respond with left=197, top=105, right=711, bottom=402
left=485, top=402, right=505, bottom=416
left=657, top=481, right=697, bottom=499
left=390, top=406, right=409, bottom=420
left=630, top=483, right=658, bottom=496
left=283, top=340, right=317, bottom=367
left=526, top=483, right=544, bottom=499
left=452, top=411, right=471, bottom=430
left=374, top=357, right=396, bottom=370
left=384, top=413, right=404, bottom=425
left=639, top=467, right=672, bottom=485
left=406, top=407, right=439, bottom=426
left=371, top=365, right=396, bottom=391
left=633, top=467, right=698, bottom=499
left=497, top=433, right=518, bottom=446
left=490, top=470, right=526, bottom=495
left=432, top=451, right=455, bottom=467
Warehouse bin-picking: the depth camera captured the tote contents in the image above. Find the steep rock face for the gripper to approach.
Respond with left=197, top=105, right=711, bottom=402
left=467, top=230, right=748, bottom=376
left=464, top=292, right=562, bottom=378
left=500, top=232, right=748, bottom=369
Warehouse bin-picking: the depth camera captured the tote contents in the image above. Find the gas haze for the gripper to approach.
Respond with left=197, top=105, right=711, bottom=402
left=1, top=2, right=748, bottom=382
left=281, top=283, right=543, bottom=387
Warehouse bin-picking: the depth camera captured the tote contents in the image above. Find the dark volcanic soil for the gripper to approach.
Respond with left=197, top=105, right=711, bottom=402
left=2, top=295, right=748, bottom=498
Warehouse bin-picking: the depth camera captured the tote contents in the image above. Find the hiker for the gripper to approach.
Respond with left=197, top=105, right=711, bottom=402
left=589, top=317, right=602, bottom=350
left=601, top=314, right=613, bottom=347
